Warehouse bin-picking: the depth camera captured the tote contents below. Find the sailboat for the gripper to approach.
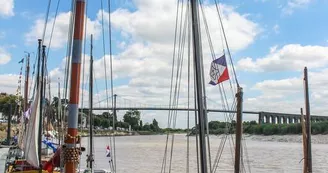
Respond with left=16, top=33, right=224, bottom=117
left=4, top=41, right=60, bottom=173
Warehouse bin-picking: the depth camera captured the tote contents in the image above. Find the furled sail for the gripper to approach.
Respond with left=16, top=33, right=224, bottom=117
left=23, top=85, right=41, bottom=168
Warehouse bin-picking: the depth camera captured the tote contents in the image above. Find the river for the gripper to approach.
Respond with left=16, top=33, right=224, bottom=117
left=1, top=134, right=327, bottom=172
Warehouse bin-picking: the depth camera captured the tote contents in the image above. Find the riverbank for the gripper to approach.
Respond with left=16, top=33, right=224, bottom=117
left=1, top=123, right=328, bottom=145
left=243, top=134, right=328, bottom=144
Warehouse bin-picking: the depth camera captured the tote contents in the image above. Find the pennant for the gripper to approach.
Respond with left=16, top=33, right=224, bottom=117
left=18, top=58, right=24, bottom=63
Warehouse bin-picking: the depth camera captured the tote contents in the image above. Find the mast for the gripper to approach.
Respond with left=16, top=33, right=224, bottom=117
left=304, top=67, right=312, bottom=173
left=300, top=108, right=308, bottom=173
left=6, top=104, right=12, bottom=145
left=24, top=52, right=30, bottom=111
left=57, top=79, right=62, bottom=146
left=88, top=34, right=94, bottom=170
left=64, top=0, right=86, bottom=172
left=38, top=45, right=46, bottom=172
left=234, top=87, right=243, bottom=173
left=36, top=39, right=42, bottom=89
left=190, top=0, right=208, bottom=172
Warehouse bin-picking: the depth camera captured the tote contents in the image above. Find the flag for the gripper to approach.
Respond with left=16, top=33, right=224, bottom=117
left=106, top=145, right=111, bottom=157
left=209, top=54, right=229, bottom=85
left=18, top=58, right=24, bottom=63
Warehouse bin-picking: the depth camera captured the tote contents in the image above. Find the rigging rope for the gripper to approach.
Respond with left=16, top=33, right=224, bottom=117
left=108, top=0, right=117, bottom=170
left=61, top=0, right=76, bottom=170
left=63, top=0, right=76, bottom=101
left=41, top=0, right=52, bottom=45
left=168, top=3, right=188, bottom=171
left=28, top=52, right=37, bottom=100
left=46, top=0, right=61, bottom=59
left=214, top=0, right=239, bottom=88
left=100, top=0, right=116, bottom=172
left=160, top=1, right=182, bottom=172
left=186, top=1, right=191, bottom=172
left=80, top=0, right=88, bottom=170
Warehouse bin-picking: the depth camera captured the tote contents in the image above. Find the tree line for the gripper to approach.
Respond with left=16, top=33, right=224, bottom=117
left=195, top=120, right=328, bottom=135
left=80, top=109, right=161, bottom=132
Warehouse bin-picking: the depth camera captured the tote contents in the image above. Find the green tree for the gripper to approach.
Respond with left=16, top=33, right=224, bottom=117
left=0, top=94, right=22, bottom=118
left=102, top=111, right=117, bottom=127
left=143, top=123, right=151, bottom=131
left=209, top=121, right=220, bottom=130
left=123, top=110, right=141, bottom=130
left=101, top=119, right=110, bottom=128
left=93, top=116, right=101, bottom=127
left=151, top=119, right=160, bottom=131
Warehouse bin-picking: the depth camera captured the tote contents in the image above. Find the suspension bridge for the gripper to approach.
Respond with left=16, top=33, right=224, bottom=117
left=78, top=95, right=328, bottom=124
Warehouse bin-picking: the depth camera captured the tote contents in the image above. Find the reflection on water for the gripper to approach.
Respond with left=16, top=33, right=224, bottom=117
left=78, top=134, right=328, bottom=173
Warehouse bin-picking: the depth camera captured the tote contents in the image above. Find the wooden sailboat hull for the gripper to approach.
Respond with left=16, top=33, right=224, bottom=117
left=5, top=159, right=60, bottom=173
left=6, top=168, right=59, bottom=173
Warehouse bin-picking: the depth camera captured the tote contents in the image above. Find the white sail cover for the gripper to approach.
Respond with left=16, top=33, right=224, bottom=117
left=23, top=86, right=41, bottom=168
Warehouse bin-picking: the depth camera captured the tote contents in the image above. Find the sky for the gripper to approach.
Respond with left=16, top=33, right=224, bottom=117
left=0, top=0, right=328, bottom=128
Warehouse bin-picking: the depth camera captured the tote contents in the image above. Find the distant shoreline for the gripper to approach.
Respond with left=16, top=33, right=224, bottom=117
left=84, top=133, right=328, bottom=145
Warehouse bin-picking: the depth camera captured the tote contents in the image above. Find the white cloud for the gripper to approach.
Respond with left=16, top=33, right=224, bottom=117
left=237, top=44, right=328, bottom=72
left=0, top=0, right=14, bottom=18
left=282, top=0, right=312, bottom=15
left=249, top=68, right=328, bottom=115
left=0, top=47, right=11, bottom=65
left=0, top=74, right=20, bottom=94
left=109, top=1, right=260, bottom=52
left=253, top=77, right=302, bottom=95
left=25, top=11, right=102, bottom=49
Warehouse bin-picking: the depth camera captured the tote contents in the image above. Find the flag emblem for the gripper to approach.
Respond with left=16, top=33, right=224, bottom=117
left=209, top=54, right=229, bottom=85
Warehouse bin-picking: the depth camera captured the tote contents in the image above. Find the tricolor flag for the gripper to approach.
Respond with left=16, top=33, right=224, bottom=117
left=209, top=54, right=229, bottom=85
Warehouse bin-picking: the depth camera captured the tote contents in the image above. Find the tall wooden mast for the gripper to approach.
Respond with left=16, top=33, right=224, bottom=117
left=87, top=34, right=94, bottom=170
left=64, top=0, right=86, bottom=172
left=24, top=52, right=30, bottom=112
left=234, top=87, right=243, bottom=173
left=304, top=67, right=312, bottom=173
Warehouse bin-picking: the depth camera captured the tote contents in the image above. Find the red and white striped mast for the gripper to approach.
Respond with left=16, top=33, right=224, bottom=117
left=64, top=0, right=86, bottom=172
